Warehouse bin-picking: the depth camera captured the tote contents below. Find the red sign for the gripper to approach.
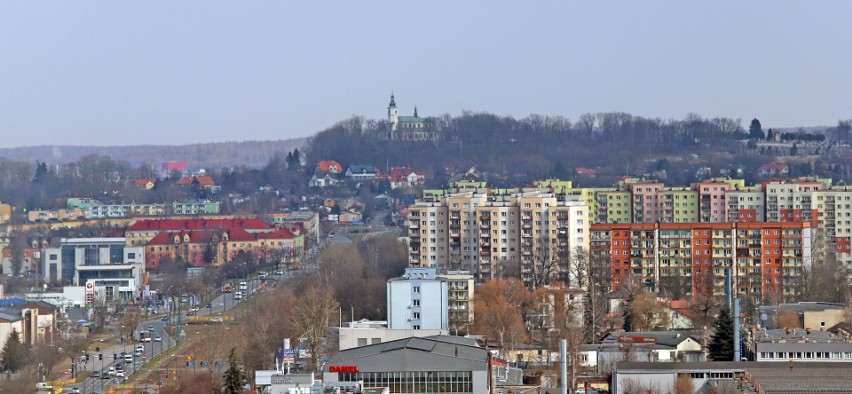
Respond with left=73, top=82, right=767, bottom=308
left=329, top=365, right=360, bottom=373
left=617, top=335, right=657, bottom=343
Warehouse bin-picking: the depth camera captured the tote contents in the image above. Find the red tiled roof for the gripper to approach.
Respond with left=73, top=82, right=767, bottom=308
left=147, top=230, right=217, bottom=245
left=128, top=219, right=268, bottom=232
left=176, top=175, right=215, bottom=186
left=256, top=228, right=296, bottom=240
left=316, top=160, right=343, bottom=173
left=135, top=178, right=156, bottom=188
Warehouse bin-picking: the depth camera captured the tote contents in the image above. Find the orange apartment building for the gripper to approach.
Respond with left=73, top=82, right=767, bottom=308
left=590, top=222, right=812, bottom=304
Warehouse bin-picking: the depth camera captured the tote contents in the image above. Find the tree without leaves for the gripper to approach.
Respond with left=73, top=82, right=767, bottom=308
left=290, top=277, right=339, bottom=372
left=709, top=307, right=734, bottom=361
left=776, top=309, right=801, bottom=329
left=627, top=291, right=671, bottom=331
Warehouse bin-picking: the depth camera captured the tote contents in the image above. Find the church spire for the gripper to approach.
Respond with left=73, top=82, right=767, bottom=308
left=414, top=106, right=418, bottom=117
left=389, top=93, right=396, bottom=108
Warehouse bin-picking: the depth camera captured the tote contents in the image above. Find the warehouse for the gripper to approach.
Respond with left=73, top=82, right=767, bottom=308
left=322, top=336, right=494, bottom=393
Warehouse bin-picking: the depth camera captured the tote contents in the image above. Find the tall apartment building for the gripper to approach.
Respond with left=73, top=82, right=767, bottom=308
left=386, top=267, right=448, bottom=330
left=725, top=187, right=765, bottom=222
left=436, top=271, right=474, bottom=334
left=590, top=222, right=812, bottom=304
left=408, top=192, right=589, bottom=286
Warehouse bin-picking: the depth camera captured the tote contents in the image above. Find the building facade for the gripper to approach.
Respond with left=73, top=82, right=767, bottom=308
left=407, top=192, right=589, bottom=286
left=41, top=238, right=145, bottom=292
left=591, top=222, right=812, bottom=303
left=387, top=268, right=448, bottom=331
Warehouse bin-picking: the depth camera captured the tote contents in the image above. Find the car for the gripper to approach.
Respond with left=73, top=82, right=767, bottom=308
left=70, top=387, right=81, bottom=394
left=124, top=354, right=133, bottom=363
left=210, top=317, right=224, bottom=323
left=191, top=306, right=199, bottom=312
left=91, top=371, right=101, bottom=379
left=162, top=316, right=170, bottom=321
left=206, top=303, right=212, bottom=308
left=102, top=373, right=111, bottom=380
left=115, top=362, right=124, bottom=371
left=35, top=382, right=54, bottom=390
left=107, top=367, right=115, bottom=376
left=154, top=336, right=162, bottom=342
left=575, top=389, right=598, bottom=394
left=133, top=350, right=142, bottom=357
left=135, top=345, right=144, bottom=352
left=186, top=310, right=195, bottom=316
left=116, top=370, right=126, bottom=378
left=275, top=270, right=284, bottom=276
left=147, top=325, right=154, bottom=331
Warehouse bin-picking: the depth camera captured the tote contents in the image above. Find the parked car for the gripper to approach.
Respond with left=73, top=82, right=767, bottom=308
left=210, top=317, right=224, bottom=323
left=162, top=316, right=170, bottom=321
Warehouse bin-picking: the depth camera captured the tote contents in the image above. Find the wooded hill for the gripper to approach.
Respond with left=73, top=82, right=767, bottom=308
left=307, top=113, right=852, bottom=187
left=0, top=138, right=308, bottom=169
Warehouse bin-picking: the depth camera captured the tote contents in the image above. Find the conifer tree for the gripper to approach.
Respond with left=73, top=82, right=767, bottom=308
left=622, top=293, right=634, bottom=332
left=223, top=348, right=245, bottom=394
left=709, top=307, right=734, bottom=361
left=1, top=329, right=26, bottom=372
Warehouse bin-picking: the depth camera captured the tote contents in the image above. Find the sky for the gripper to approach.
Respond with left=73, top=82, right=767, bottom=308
left=1, top=1, right=851, bottom=148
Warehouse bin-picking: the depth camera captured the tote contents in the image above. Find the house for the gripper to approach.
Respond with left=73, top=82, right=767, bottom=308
left=575, top=167, right=597, bottom=177
left=315, top=160, right=343, bottom=174
left=598, top=331, right=704, bottom=367
left=160, top=161, right=188, bottom=177
left=176, top=175, right=216, bottom=189
left=134, top=178, right=156, bottom=190
left=757, top=302, right=846, bottom=330
left=308, top=171, right=340, bottom=188
left=382, top=167, right=426, bottom=189
left=345, top=165, right=379, bottom=180
left=758, top=163, right=790, bottom=177
left=338, top=210, right=363, bottom=223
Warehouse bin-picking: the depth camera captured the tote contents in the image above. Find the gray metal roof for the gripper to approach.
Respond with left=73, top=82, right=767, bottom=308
left=601, top=331, right=701, bottom=347
left=324, top=336, right=488, bottom=372
left=616, top=361, right=852, bottom=371
left=756, top=342, right=852, bottom=352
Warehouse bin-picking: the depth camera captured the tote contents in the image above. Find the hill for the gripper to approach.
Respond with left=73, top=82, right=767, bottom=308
left=0, top=138, right=308, bottom=169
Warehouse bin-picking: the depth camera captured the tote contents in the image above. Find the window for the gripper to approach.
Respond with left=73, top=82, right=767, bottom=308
left=413, top=312, right=421, bottom=319
left=413, top=286, right=420, bottom=293
left=413, top=325, right=420, bottom=330
left=413, top=299, right=420, bottom=306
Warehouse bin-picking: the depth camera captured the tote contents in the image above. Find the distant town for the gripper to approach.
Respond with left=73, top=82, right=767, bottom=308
left=0, top=97, right=851, bottom=394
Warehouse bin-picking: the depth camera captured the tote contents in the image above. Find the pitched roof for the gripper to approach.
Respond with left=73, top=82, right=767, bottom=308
left=176, top=175, right=215, bottom=186
left=601, top=331, right=700, bottom=347
left=255, top=228, right=296, bottom=240
left=147, top=230, right=217, bottom=245
left=128, top=219, right=269, bottom=232
left=346, top=165, right=378, bottom=175
left=134, top=178, right=156, bottom=188
left=316, top=160, right=343, bottom=173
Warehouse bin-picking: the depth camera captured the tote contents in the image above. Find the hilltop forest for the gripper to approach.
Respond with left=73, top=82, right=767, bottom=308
left=307, top=112, right=852, bottom=187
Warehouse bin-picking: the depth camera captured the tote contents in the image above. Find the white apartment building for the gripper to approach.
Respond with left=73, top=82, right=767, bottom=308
left=386, top=267, right=448, bottom=331
left=408, top=192, right=589, bottom=286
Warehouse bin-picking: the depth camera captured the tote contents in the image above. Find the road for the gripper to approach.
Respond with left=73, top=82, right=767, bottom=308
left=70, top=277, right=264, bottom=394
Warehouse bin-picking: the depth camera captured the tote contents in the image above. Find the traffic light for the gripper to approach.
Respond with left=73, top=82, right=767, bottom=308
left=98, top=353, right=103, bottom=360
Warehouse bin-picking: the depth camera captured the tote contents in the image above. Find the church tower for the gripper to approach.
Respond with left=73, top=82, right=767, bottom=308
left=388, top=94, right=399, bottom=131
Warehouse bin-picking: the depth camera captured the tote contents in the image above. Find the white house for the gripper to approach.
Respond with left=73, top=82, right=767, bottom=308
left=387, top=267, right=448, bottom=330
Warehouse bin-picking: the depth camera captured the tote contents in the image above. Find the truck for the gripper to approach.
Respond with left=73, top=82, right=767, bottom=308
left=223, top=284, right=233, bottom=293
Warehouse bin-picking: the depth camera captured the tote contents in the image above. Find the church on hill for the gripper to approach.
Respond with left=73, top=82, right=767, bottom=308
left=383, top=94, right=439, bottom=142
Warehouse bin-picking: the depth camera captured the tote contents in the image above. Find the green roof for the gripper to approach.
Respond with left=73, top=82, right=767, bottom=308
left=398, top=116, right=428, bottom=123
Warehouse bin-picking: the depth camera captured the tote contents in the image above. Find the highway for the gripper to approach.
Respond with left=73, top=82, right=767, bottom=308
left=70, top=278, right=264, bottom=394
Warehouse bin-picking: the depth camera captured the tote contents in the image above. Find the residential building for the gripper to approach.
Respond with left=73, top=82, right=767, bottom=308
left=265, top=211, right=321, bottom=240
left=315, top=160, right=343, bottom=174
left=125, top=218, right=270, bottom=246
left=145, top=227, right=302, bottom=269
left=344, top=165, right=379, bottom=180
left=175, top=175, right=216, bottom=189
left=308, top=171, right=340, bottom=188
left=160, top=161, right=188, bottom=177
left=591, top=222, right=813, bottom=303
left=387, top=267, right=448, bottom=331
left=408, top=192, right=589, bottom=285
left=0, top=203, right=11, bottom=224
left=725, top=187, right=765, bottom=222
left=383, top=167, right=426, bottom=189
left=134, top=178, right=156, bottom=190
left=436, top=271, right=474, bottom=335
left=27, top=208, right=84, bottom=222
left=758, top=163, right=791, bottom=177
left=757, top=302, right=846, bottom=330
left=171, top=201, right=220, bottom=215
left=41, top=238, right=145, bottom=298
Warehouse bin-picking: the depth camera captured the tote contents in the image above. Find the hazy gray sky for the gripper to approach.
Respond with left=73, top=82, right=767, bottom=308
left=1, top=2, right=850, bottom=148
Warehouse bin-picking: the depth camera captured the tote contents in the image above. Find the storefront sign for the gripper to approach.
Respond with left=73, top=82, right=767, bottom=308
left=329, top=365, right=360, bottom=373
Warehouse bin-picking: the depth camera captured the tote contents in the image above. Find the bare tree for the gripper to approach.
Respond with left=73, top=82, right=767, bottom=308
left=673, top=374, right=695, bottom=394
left=473, top=278, right=532, bottom=358
left=290, top=276, right=339, bottom=372
left=585, top=250, right=611, bottom=341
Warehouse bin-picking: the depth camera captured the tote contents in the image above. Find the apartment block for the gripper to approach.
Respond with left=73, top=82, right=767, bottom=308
left=408, top=192, right=589, bottom=286
left=590, top=222, right=812, bottom=304
left=436, top=271, right=475, bottom=335
left=726, top=188, right=765, bottom=222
